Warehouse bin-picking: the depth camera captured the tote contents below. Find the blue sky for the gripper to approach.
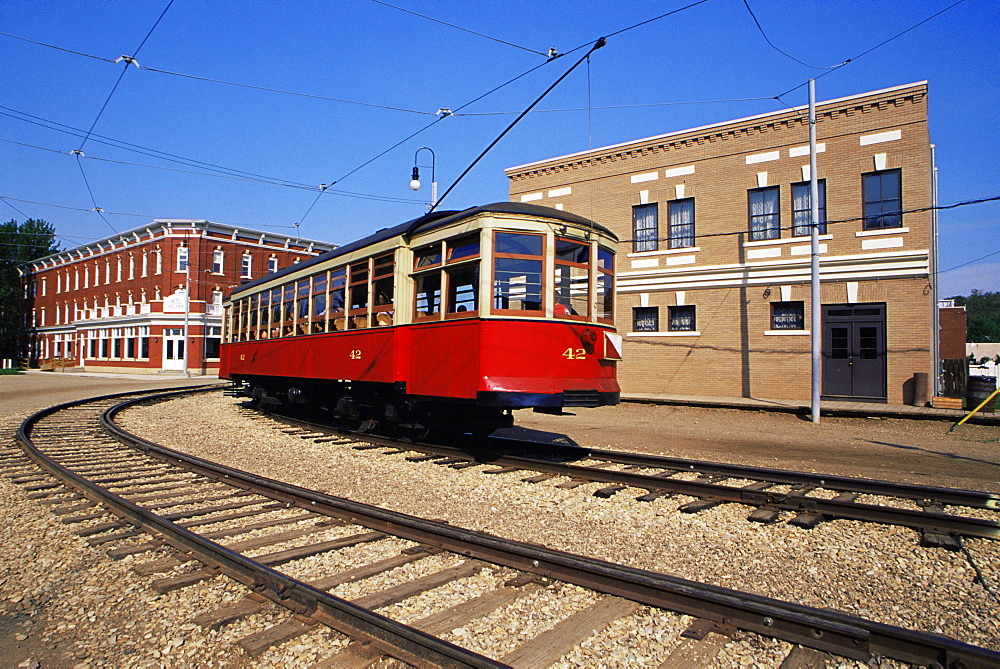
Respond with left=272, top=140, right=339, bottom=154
left=2, top=0, right=997, bottom=296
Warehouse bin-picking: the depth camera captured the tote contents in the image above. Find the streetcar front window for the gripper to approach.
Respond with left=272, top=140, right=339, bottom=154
left=492, top=232, right=544, bottom=314
left=554, top=238, right=590, bottom=319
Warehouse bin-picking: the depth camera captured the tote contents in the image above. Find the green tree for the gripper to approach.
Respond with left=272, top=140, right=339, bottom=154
left=954, top=290, right=1000, bottom=343
left=0, top=218, right=60, bottom=361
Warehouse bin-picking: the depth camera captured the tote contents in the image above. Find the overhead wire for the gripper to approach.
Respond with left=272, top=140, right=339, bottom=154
left=0, top=31, right=439, bottom=116
left=0, top=137, right=423, bottom=204
left=740, top=0, right=845, bottom=70
left=368, top=0, right=548, bottom=57
left=774, top=0, right=969, bottom=99
left=77, top=0, right=175, bottom=151
left=73, top=153, right=117, bottom=233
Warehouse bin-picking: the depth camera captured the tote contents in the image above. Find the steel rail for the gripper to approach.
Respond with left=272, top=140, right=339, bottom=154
left=17, top=388, right=503, bottom=669
left=268, top=415, right=1000, bottom=541
left=485, top=436, right=1000, bottom=510
left=103, top=392, right=1000, bottom=667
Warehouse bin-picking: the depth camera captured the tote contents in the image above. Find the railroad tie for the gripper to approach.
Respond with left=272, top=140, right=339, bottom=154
left=349, top=560, right=489, bottom=611
left=411, top=581, right=543, bottom=636
left=236, top=615, right=315, bottom=657
left=500, top=597, right=642, bottom=667
left=678, top=498, right=722, bottom=514
left=778, top=645, right=829, bottom=668
left=313, top=640, right=385, bottom=668
left=193, top=597, right=267, bottom=630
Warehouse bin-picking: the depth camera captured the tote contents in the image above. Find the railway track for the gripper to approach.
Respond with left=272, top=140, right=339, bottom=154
left=269, top=409, right=1000, bottom=549
left=6, top=386, right=1000, bottom=667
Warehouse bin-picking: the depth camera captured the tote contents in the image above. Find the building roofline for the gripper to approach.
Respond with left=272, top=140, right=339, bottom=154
left=504, top=81, right=928, bottom=175
left=21, top=219, right=336, bottom=270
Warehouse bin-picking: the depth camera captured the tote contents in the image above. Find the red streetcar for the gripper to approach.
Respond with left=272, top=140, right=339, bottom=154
left=220, top=202, right=621, bottom=434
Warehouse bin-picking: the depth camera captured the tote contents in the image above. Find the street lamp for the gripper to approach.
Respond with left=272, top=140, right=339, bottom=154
left=409, top=147, right=437, bottom=211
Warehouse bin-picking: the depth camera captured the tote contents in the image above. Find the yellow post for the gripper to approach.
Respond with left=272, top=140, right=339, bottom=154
left=948, top=386, right=1000, bottom=433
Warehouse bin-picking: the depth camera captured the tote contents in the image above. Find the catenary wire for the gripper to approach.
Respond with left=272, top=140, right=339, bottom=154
left=0, top=31, right=439, bottom=116
left=0, top=137, right=423, bottom=204
left=775, top=0, right=969, bottom=99
left=740, top=0, right=845, bottom=70
left=77, top=0, right=175, bottom=151
left=74, top=154, right=117, bottom=234
left=368, top=0, right=548, bottom=57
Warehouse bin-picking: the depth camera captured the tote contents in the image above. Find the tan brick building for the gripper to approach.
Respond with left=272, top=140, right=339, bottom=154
left=18, top=220, right=334, bottom=375
left=506, top=82, right=935, bottom=404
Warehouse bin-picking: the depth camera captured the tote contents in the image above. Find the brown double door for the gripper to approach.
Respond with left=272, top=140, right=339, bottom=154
left=822, top=304, right=887, bottom=402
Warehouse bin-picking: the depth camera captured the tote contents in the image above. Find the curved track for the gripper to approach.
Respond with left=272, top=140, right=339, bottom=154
left=7, top=387, right=1000, bottom=667
left=272, top=409, right=1000, bottom=547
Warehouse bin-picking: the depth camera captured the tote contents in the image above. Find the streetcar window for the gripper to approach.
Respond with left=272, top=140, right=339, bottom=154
left=312, top=273, right=327, bottom=333
left=495, top=232, right=542, bottom=257
left=414, top=245, right=441, bottom=269
left=492, top=232, right=544, bottom=314
left=555, top=238, right=589, bottom=264
left=597, top=247, right=614, bottom=323
left=598, top=247, right=613, bottom=271
left=447, top=235, right=479, bottom=262
left=414, top=272, right=441, bottom=319
left=349, top=261, right=369, bottom=328
left=248, top=294, right=259, bottom=339
left=269, top=288, right=281, bottom=337
left=330, top=268, right=346, bottom=330
left=372, top=253, right=395, bottom=326
left=296, top=279, right=310, bottom=329
left=283, top=284, right=294, bottom=320
left=447, top=263, right=478, bottom=314
left=259, top=290, right=270, bottom=336
left=554, top=238, right=590, bottom=319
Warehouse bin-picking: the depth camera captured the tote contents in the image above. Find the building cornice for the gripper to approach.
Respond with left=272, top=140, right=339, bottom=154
left=505, top=82, right=928, bottom=180
left=22, top=220, right=336, bottom=273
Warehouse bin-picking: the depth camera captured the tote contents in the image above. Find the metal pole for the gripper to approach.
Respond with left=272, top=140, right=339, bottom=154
left=809, top=79, right=821, bottom=424
left=183, top=233, right=190, bottom=378
left=930, top=144, right=941, bottom=397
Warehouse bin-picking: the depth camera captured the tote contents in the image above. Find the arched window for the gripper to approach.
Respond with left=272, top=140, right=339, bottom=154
left=212, top=248, right=224, bottom=274
left=177, top=245, right=189, bottom=272
left=241, top=252, right=252, bottom=278
left=267, top=255, right=278, bottom=273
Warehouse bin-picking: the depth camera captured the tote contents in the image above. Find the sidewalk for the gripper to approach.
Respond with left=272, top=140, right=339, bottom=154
left=623, top=392, right=1000, bottom=426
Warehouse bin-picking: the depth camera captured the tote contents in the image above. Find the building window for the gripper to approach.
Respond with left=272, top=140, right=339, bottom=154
left=748, top=187, right=780, bottom=241
left=267, top=256, right=278, bottom=273
left=142, top=252, right=148, bottom=277
left=863, top=169, right=902, bottom=230
left=791, top=181, right=827, bottom=236
left=128, top=254, right=135, bottom=280
left=668, top=305, right=696, bottom=331
left=667, top=198, right=695, bottom=249
left=212, top=249, right=224, bottom=274
left=633, top=306, right=658, bottom=332
left=771, top=301, right=805, bottom=330
left=632, top=204, right=658, bottom=252
left=204, top=326, right=222, bottom=359
left=177, top=245, right=189, bottom=272
left=241, top=253, right=252, bottom=278
left=116, top=257, right=122, bottom=282
left=155, top=249, right=162, bottom=275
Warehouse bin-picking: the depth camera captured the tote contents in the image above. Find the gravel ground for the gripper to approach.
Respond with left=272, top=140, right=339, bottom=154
left=117, top=395, right=1000, bottom=659
left=2, top=385, right=998, bottom=668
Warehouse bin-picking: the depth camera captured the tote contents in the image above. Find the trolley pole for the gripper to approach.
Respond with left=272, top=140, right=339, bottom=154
left=809, top=79, right=821, bottom=424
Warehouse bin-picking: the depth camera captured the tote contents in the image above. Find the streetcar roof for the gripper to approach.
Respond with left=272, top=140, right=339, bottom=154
left=230, top=202, right=615, bottom=297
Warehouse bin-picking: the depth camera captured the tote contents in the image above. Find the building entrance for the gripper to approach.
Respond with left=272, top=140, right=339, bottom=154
left=822, top=304, right=887, bottom=402
left=162, top=328, right=185, bottom=372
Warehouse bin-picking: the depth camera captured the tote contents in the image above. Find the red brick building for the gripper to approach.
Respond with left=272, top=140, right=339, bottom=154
left=19, top=220, right=334, bottom=375
left=506, top=82, right=936, bottom=404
